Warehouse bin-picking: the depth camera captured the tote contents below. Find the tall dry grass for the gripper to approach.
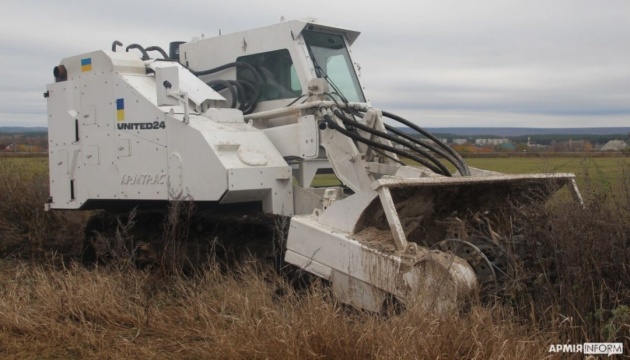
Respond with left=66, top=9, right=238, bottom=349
left=0, top=261, right=553, bottom=359
left=1, top=158, right=629, bottom=358
left=502, top=161, right=630, bottom=351
left=0, top=160, right=87, bottom=260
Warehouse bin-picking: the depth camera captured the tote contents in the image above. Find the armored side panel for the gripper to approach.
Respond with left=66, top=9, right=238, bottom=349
left=47, top=51, right=293, bottom=215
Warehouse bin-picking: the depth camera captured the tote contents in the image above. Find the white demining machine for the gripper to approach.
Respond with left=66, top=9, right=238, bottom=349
left=45, top=19, right=583, bottom=312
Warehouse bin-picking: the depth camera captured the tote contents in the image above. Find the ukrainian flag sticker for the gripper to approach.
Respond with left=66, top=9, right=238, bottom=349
left=116, top=98, right=125, bottom=121
left=81, top=58, right=92, bottom=72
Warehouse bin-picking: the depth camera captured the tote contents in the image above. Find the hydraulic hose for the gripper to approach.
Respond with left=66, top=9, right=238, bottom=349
left=206, top=80, right=237, bottom=109
left=332, top=109, right=451, bottom=176
left=145, top=46, right=169, bottom=59
left=322, top=112, right=449, bottom=176
left=112, top=40, right=123, bottom=52
left=381, top=111, right=470, bottom=176
left=383, top=123, right=467, bottom=176
left=232, top=80, right=258, bottom=113
left=226, top=80, right=246, bottom=109
left=286, top=94, right=306, bottom=107
left=125, top=44, right=149, bottom=60
left=192, top=62, right=261, bottom=86
left=238, top=81, right=259, bottom=114
left=192, top=62, right=262, bottom=114
left=350, top=107, right=468, bottom=175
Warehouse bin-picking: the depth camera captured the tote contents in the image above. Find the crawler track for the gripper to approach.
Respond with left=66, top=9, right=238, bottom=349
left=82, top=208, right=289, bottom=272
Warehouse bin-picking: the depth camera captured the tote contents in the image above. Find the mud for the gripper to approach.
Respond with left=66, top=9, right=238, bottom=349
left=350, top=227, right=397, bottom=253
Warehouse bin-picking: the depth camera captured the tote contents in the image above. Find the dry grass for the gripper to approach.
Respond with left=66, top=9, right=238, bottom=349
left=1, top=158, right=630, bottom=359
left=0, top=261, right=554, bottom=359
left=0, top=160, right=87, bottom=260
left=505, top=165, right=630, bottom=347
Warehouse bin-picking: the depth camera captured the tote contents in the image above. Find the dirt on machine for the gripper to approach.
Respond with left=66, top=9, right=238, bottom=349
left=44, top=18, right=583, bottom=313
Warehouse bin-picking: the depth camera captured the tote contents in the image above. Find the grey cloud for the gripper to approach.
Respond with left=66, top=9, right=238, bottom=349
left=1, top=0, right=628, bottom=128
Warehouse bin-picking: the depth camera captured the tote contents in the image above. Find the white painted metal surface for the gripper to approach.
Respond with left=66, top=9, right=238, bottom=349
left=286, top=215, right=478, bottom=312
left=47, top=19, right=583, bottom=313
left=47, top=51, right=293, bottom=215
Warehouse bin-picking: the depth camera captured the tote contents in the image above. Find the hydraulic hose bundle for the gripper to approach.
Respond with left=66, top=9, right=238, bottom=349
left=321, top=106, right=470, bottom=177
left=381, top=111, right=470, bottom=176
left=191, top=62, right=262, bottom=115
left=110, top=38, right=469, bottom=173
left=312, top=65, right=469, bottom=176
left=112, top=41, right=169, bottom=61
left=111, top=40, right=263, bottom=115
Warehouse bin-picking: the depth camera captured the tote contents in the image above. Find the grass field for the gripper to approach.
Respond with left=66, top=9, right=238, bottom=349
left=4, top=155, right=628, bottom=187
left=313, top=156, right=630, bottom=190
left=466, top=157, right=630, bottom=188
left=0, top=155, right=629, bottom=358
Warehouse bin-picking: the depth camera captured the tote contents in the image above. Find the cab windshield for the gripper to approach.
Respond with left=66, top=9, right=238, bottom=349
left=303, top=31, right=366, bottom=103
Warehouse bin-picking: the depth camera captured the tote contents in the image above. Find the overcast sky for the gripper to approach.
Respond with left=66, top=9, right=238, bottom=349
left=2, top=0, right=628, bottom=128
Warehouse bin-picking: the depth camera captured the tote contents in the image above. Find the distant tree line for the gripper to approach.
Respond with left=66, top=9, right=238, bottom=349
left=0, top=132, right=48, bottom=152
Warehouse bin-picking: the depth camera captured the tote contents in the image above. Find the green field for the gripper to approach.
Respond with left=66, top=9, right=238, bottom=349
left=467, top=157, right=630, bottom=189
left=3, top=155, right=629, bottom=193
left=0, top=157, right=630, bottom=191
left=313, top=157, right=630, bottom=190
left=465, top=156, right=628, bottom=175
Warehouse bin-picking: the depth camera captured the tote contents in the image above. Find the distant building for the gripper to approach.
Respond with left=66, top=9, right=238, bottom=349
left=475, top=138, right=509, bottom=146
left=419, top=139, right=448, bottom=145
left=452, top=138, right=467, bottom=145
left=550, top=140, right=591, bottom=152
left=527, top=143, right=547, bottom=150
left=601, top=140, right=628, bottom=151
